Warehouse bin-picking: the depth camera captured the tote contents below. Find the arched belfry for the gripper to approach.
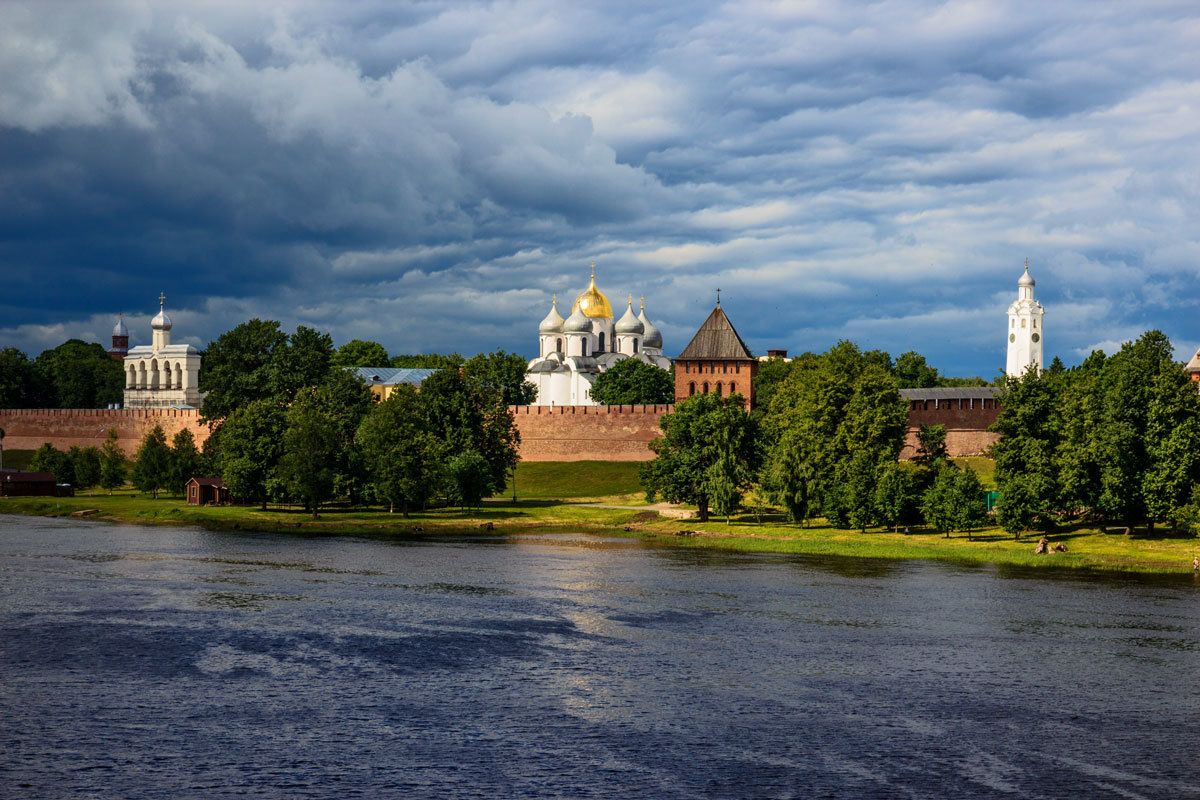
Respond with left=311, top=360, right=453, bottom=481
left=122, top=293, right=203, bottom=409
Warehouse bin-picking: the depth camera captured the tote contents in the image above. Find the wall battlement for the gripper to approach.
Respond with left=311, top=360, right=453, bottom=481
left=0, top=408, right=212, bottom=456
left=508, top=404, right=670, bottom=461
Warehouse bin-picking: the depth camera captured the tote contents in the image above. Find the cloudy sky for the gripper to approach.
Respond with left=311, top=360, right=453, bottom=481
left=2, top=0, right=1198, bottom=377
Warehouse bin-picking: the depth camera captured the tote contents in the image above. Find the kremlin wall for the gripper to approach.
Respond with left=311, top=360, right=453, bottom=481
left=0, top=397, right=999, bottom=463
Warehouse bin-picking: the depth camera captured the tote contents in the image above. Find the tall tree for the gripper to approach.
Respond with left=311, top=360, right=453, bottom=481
left=34, top=340, right=123, bottom=408
left=276, top=397, right=340, bottom=519
left=357, top=386, right=445, bottom=515
left=0, top=347, right=49, bottom=408
left=589, top=358, right=673, bottom=405
left=894, top=351, right=939, bottom=389
left=217, top=399, right=286, bottom=510
left=641, top=392, right=759, bottom=523
left=268, top=326, right=334, bottom=402
left=200, top=319, right=288, bottom=421
left=99, top=429, right=127, bottom=495
left=874, top=462, right=920, bottom=532
left=991, top=364, right=1061, bottom=537
left=131, top=425, right=172, bottom=499
left=167, top=429, right=203, bottom=497
left=421, top=369, right=520, bottom=496
left=463, top=350, right=538, bottom=406
left=70, top=446, right=101, bottom=493
left=303, top=369, right=374, bottom=505
left=331, top=339, right=390, bottom=368
left=446, top=449, right=492, bottom=510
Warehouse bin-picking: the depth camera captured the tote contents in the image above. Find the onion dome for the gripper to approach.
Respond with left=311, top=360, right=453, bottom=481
left=1019, top=259, right=1035, bottom=288
left=615, top=296, right=644, bottom=335
left=539, top=296, right=565, bottom=334
left=637, top=297, right=662, bottom=349
left=563, top=303, right=592, bottom=334
left=571, top=264, right=613, bottom=319
left=112, top=313, right=129, bottom=337
left=151, top=293, right=172, bottom=330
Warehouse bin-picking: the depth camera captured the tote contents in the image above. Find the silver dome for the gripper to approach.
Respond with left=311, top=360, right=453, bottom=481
left=539, top=299, right=565, bottom=334
left=615, top=301, right=644, bottom=335
left=638, top=305, right=662, bottom=349
left=563, top=304, right=592, bottom=334
left=112, top=314, right=129, bottom=337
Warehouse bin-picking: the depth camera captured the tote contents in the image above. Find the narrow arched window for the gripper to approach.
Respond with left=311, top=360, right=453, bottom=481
left=730, top=382, right=737, bottom=395
left=556, top=338, right=563, bottom=353
left=689, top=382, right=695, bottom=396
left=703, top=382, right=709, bottom=394
left=685, top=362, right=690, bottom=374
left=633, top=339, right=638, bottom=354
left=716, top=382, right=723, bottom=396
left=735, top=362, right=740, bottom=374
left=175, top=363, right=183, bottom=389
left=599, top=332, right=606, bottom=352
left=582, top=339, right=588, bottom=356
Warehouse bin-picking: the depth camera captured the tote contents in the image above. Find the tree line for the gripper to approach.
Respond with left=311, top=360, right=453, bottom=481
left=1, top=341, right=125, bottom=409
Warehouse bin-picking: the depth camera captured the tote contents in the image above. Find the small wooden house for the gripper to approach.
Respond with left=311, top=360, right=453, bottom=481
left=185, top=477, right=232, bottom=506
left=1, top=471, right=60, bottom=498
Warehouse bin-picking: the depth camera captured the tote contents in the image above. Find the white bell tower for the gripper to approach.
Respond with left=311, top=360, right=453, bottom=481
left=1006, top=258, right=1045, bottom=376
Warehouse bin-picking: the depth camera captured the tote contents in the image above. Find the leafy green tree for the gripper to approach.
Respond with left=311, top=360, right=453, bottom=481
left=276, top=397, right=340, bottom=519
left=30, top=443, right=74, bottom=485
left=463, top=350, right=537, bottom=406
left=914, top=424, right=949, bottom=466
left=1141, top=363, right=1200, bottom=531
left=331, top=339, right=390, bottom=368
left=446, top=449, right=492, bottom=510
left=70, top=446, right=101, bottom=493
left=200, top=319, right=288, bottom=421
left=357, top=386, right=445, bottom=515
left=99, top=430, right=127, bottom=494
left=1056, top=351, right=1107, bottom=516
left=991, top=364, right=1061, bottom=538
left=641, top=392, right=759, bottom=523
left=590, top=358, right=673, bottom=405
left=762, top=342, right=906, bottom=529
left=920, top=462, right=985, bottom=538
left=218, top=400, right=286, bottom=510
left=34, top=340, right=123, bottom=408
left=751, top=355, right=799, bottom=420
left=167, top=429, right=203, bottom=497
left=297, top=369, right=375, bottom=505
left=421, top=369, right=520, bottom=496
left=874, top=462, right=920, bottom=532
left=0, top=347, right=50, bottom=408
left=131, top=425, right=171, bottom=498
left=894, top=351, right=938, bottom=389
left=268, top=326, right=334, bottom=402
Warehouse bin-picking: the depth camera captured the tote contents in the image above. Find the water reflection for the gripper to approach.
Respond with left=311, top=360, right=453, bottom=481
left=1, top=516, right=1198, bottom=799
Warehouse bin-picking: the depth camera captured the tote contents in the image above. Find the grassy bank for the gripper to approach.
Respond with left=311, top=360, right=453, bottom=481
left=3, top=489, right=1198, bottom=574
left=498, top=461, right=645, bottom=502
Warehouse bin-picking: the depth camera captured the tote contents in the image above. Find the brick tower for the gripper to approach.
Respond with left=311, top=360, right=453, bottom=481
left=674, top=302, right=757, bottom=409
left=109, top=313, right=129, bottom=361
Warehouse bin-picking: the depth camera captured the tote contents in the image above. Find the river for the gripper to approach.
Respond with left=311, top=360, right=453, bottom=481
left=1, top=515, right=1198, bottom=798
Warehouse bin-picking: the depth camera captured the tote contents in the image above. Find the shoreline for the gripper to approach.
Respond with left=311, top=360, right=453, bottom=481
left=3, top=495, right=1198, bottom=576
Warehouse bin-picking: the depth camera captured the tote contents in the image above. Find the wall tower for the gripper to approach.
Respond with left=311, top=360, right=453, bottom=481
left=1006, top=259, right=1045, bottom=377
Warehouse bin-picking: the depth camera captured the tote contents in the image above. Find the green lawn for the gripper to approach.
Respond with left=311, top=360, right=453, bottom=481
left=4, top=487, right=1198, bottom=574
left=498, top=460, right=645, bottom=502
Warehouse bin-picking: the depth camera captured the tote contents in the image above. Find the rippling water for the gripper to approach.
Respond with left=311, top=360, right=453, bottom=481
left=1, top=515, right=1198, bottom=798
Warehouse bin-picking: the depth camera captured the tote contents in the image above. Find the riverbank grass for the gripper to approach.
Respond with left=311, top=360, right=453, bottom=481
left=4, top=488, right=1197, bottom=574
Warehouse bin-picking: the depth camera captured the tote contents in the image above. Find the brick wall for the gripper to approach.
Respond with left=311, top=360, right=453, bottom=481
left=0, top=408, right=212, bottom=457
left=900, top=398, right=1001, bottom=459
left=509, top=405, right=670, bottom=462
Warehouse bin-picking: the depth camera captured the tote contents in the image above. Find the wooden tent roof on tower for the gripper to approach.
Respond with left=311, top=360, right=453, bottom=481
left=677, top=306, right=754, bottom=360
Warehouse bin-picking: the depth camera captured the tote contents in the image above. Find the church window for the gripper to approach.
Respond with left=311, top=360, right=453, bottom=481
left=633, top=339, right=638, bottom=354
left=1032, top=319, right=1037, bottom=329
left=599, top=332, right=606, bottom=352
left=175, top=363, right=183, bottom=389
left=1021, top=319, right=1026, bottom=328
left=556, top=338, right=562, bottom=353
left=689, top=382, right=695, bottom=396
left=582, top=339, right=588, bottom=356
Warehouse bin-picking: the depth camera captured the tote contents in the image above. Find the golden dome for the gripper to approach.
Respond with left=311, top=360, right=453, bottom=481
left=571, top=265, right=613, bottom=319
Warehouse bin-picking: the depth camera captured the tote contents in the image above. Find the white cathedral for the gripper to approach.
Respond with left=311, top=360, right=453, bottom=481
left=120, top=295, right=204, bottom=409
left=526, top=267, right=671, bottom=405
left=1006, top=259, right=1045, bottom=376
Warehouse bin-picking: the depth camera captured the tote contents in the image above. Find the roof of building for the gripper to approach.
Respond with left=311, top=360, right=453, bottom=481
left=571, top=268, right=613, bottom=319
left=563, top=303, right=593, bottom=333
left=677, top=305, right=754, bottom=360
left=2, top=471, right=57, bottom=483
left=638, top=303, right=662, bottom=349
left=186, top=477, right=225, bottom=487
left=900, top=387, right=999, bottom=400
left=615, top=299, right=644, bottom=335
left=347, top=367, right=438, bottom=386
left=539, top=299, right=565, bottom=334
left=1186, top=349, right=1200, bottom=374
left=112, top=313, right=129, bottom=337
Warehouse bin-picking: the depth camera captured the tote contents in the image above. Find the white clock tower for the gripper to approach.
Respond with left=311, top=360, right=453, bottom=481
left=1006, top=259, right=1045, bottom=376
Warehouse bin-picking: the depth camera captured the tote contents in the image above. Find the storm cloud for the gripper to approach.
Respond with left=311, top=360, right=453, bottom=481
left=2, top=0, right=1198, bottom=376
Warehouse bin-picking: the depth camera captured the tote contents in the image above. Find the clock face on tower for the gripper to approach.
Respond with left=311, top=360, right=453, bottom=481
left=1010, top=334, right=1016, bottom=343
left=1031, top=333, right=1040, bottom=343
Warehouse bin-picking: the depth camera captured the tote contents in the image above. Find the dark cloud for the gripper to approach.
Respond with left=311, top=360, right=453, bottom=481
left=1, top=0, right=1199, bottom=376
